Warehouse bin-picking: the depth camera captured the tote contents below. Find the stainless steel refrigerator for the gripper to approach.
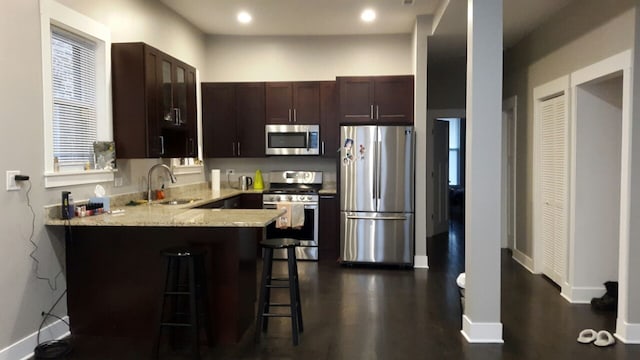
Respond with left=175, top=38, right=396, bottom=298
left=339, top=125, right=415, bottom=265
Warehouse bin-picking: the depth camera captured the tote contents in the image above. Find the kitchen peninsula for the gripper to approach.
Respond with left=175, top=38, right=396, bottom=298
left=46, top=188, right=284, bottom=351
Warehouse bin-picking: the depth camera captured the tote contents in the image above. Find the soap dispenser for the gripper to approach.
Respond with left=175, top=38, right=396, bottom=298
left=254, top=170, right=264, bottom=190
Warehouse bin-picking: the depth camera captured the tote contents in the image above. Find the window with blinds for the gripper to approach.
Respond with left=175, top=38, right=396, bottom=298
left=51, top=25, right=97, bottom=171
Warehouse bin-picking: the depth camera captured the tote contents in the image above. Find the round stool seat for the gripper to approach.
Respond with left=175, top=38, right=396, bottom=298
left=161, top=247, right=206, bottom=257
left=260, top=238, right=300, bottom=249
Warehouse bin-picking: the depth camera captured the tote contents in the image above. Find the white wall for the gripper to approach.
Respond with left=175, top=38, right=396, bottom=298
left=203, top=34, right=412, bottom=82
left=572, top=77, right=622, bottom=289
left=0, top=0, right=206, bottom=352
left=503, top=0, right=635, bottom=258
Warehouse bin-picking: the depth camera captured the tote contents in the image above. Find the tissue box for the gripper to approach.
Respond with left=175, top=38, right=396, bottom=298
left=89, top=196, right=110, bottom=212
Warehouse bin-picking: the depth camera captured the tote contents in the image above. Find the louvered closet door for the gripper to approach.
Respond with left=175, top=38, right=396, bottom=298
left=540, top=94, right=568, bottom=286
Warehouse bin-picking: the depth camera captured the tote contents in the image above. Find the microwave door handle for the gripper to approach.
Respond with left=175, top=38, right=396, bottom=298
left=306, top=131, right=310, bottom=151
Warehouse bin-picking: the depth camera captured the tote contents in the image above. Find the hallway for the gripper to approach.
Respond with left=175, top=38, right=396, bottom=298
left=64, top=221, right=639, bottom=359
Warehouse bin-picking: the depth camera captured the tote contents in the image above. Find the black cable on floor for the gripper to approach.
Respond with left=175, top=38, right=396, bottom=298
left=34, top=289, right=72, bottom=359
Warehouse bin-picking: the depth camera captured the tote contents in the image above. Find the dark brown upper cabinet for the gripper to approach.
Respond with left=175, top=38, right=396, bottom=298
left=337, top=75, right=414, bottom=125
left=112, top=42, right=197, bottom=158
left=265, top=82, right=320, bottom=125
left=201, top=82, right=265, bottom=158
left=319, top=81, right=339, bottom=157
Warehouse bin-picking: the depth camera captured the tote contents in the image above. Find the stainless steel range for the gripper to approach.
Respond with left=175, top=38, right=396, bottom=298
left=262, top=171, right=322, bottom=260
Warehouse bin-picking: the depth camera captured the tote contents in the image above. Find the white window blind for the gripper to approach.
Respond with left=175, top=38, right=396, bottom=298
left=51, top=25, right=97, bottom=171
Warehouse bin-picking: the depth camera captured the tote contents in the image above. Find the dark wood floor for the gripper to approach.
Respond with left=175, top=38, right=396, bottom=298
left=57, top=219, right=639, bottom=359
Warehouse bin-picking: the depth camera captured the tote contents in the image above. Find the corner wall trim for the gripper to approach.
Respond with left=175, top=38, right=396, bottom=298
left=0, top=317, right=69, bottom=360
left=562, top=285, right=605, bottom=304
left=414, top=255, right=429, bottom=268
left=615, top=319, right=640, bottom=344
left=460, top=315, right=504, bottom=343
left=512, top=249, right=535, bottom=273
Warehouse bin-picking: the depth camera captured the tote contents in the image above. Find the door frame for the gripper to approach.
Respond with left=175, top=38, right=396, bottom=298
left=502, top=96, right=517, bottom=251
left=567, top=50, right=631, bottom=316
left=425, top=109, right=466, bottom=237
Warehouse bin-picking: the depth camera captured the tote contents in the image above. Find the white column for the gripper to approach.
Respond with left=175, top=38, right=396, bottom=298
left=462, top=0, right=504, bottom=343
left=616, top=2, right=640, bottom=344
left=413, top=15, right=432, bottom=268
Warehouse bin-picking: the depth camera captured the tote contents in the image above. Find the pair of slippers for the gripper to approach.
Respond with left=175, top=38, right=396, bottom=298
left=577, top=329, right=616, bottom=347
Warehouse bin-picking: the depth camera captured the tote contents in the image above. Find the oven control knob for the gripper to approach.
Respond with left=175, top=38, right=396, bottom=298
left=287, top=195, right=293, bottom=201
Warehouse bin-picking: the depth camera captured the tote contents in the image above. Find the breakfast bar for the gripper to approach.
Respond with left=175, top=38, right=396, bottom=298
left=46, top=197, right=284, bottom=353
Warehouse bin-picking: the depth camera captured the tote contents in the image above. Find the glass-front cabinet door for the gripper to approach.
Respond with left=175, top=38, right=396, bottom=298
left=175, top=65, right=187, bottom=125
left=161, top=59, right=174, bottom=124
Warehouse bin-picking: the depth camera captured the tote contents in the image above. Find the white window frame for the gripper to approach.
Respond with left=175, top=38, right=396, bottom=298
left=40, top=0, right=113, bottom=188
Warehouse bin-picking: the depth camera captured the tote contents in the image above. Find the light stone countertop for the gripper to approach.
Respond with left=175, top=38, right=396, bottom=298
left=45, top=187, right=283, bottom=228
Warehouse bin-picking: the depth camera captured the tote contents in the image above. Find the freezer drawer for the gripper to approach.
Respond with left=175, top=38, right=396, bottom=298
left=340, top=212, right=414, bottom=265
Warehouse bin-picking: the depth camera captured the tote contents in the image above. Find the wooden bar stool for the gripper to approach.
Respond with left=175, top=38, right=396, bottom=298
left=255, top=238, right=303, bottom=345
left=154, top=247, right=212, bottom=359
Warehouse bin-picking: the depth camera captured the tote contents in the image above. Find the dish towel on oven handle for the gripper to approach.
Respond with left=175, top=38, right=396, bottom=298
left=276, top=202, right=305, bottom=229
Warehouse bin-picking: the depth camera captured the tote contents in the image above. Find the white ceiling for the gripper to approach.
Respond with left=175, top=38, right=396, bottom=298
left=160, top=0, right=574, bottom=60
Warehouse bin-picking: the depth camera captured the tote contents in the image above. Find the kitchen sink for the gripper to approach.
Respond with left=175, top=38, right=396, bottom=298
left=159, top=198, right=201, bottom=205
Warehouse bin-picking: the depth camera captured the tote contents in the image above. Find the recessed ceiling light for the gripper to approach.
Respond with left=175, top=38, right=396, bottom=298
left=361, top=8, right=376, bottom=22
left=237, top=11, right=252, bottom=24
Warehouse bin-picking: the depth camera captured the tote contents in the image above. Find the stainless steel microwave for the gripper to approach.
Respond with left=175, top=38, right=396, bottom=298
left=265, top=124, right=320, bottom=155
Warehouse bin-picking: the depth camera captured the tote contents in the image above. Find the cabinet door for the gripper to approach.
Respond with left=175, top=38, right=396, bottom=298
left=320, top=81, right=339, bottom=157
left=265, top=82, right=292, bottom=124
left=338, top=77, right=374, bottom=123
left=202, top=83, right=236, bottom=157
left=319, top=194, right=339, bottom=261
left=160, top=57, right=175, bottom=125
left=240, top=193, right=262, bottom=209
left=185, top=68, right=198, bottom=157
left=292, top=82, right=320, bottom=124
left=143, top=46, right=162, bottom=157
left=236, top=83, right=265, bottom=157
left=374, top=76, right=414, bottom=124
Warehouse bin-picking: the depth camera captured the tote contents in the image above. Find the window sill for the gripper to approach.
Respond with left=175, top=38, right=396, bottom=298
left=44, top=169, right=116, bottom=188
left=172, top=164, right=203, bottom=176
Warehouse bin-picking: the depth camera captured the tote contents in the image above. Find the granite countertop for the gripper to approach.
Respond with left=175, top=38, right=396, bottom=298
left=45, top=187, right=283, bottom=228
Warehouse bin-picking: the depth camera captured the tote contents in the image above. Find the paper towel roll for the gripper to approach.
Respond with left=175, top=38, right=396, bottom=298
left=211, top=169, right=221, bottom=194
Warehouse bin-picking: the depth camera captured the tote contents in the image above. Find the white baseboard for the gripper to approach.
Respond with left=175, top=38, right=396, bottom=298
left=460, top=315, right=504, bottom=343
left=414, top=255, right=429, bottom=269
left=615, top=318, right=640, bottom=344
left=561, top=285, right=605, bottom=304
left=0, top=317, right=69, bottom=360
left=512, top=249, right=535, bottom=273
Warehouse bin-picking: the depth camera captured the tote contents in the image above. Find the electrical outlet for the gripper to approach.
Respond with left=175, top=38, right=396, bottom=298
left=114, top=177, right=123, bottom=187
left=6, top=170, right=21, bottom=191
left=226, top=169, right=235, bottom=176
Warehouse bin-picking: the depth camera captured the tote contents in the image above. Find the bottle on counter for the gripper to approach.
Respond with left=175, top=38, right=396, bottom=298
left=254, top=170, right=264, bottom=190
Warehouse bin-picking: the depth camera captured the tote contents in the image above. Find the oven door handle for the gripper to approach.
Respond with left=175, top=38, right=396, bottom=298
left=346, top=215, right=407, bottom=221
left=263, top=202, right=318, bottom=209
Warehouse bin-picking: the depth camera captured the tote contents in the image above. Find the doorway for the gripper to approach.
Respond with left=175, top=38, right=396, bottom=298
left=569, top=72, right=623, bottom=302
left=502, top=97, right=517, bottom=251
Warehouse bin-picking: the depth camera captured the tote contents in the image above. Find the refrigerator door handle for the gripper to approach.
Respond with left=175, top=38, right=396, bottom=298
left=373, top=133, right=378, bottom=200
left=377, top=139, right=382, bottom=200
left=346, top=215, right=408, bottom=221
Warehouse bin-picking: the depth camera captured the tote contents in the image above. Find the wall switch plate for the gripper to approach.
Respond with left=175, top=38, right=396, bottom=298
left=226, top=169, right=235, bottom=176
left=6, top=170, right=21, bottom=191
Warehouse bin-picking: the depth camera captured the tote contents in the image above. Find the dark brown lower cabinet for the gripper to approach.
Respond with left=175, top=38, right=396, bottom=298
left=64, top=226, right=262, bottom=352
left=319, top=194, right=339, bottom=261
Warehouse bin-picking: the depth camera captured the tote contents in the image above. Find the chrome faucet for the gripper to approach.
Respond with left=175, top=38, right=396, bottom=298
left=147, top=164, right=177, bottom=203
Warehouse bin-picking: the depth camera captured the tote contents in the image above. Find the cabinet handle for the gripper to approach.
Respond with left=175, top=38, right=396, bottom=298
left=173, top=108, right=179, bottom=125
left=237, top=142, right=241, bottom=157
left=370, top=105, right=374, bottom=119
left=293, top=108, right=297, bottom=123
left=322, top=141, right=325, bottom=155
left=376, top=105, right=379, bottom=120
left=189, top=138, right=195, bottom=155
left=159, top=136, right=165, bottom=155
left=288, top=109, right=292, bottom=123
left=232, top=142, right=236, bottom=156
